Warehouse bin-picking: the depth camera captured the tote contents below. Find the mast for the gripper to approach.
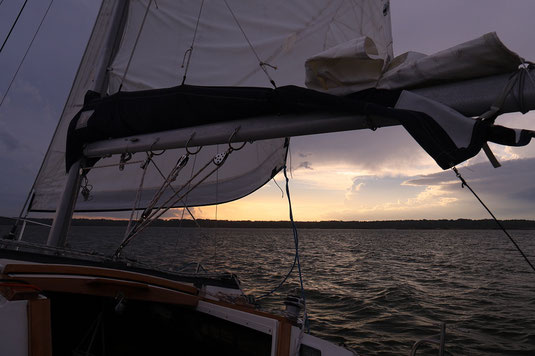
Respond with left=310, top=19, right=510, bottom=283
left=46, top=0, right=128, bottom=247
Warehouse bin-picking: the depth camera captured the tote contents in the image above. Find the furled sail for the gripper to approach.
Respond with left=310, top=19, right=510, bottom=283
left=29, top=0, right=393, bottom=212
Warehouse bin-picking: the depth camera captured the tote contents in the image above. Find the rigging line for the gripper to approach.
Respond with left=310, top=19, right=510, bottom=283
left=213, top=145, right=220, bottom=267
left=124, top=153, right=151, bottom=239
left=169, top=205, right=187, bottom=269
left=222, top=0, right=277, bottom=88
left=149, top=157, right=200, bottom=225
left=2, top=189, right=34, bottom=241
left=171, top=153, right=199, bottom=268
left=283, top=164, right=308, bottom=331
left=136, top=155, right=214, bottom=226
left=0, top=0, right=28, bottom=53
left=0, top=0, right=54, bottom=109
left=144, top=155, right=188, bottom=212
left=114, top=149, right=233, bottom=257
left=118, top=0, right=153, bottom=92
left=256, top=166, right=306, bottom=304
left=452, top=167, right=535, bottom=273
left=114, top=159, right=225, bottom=256
left=141, top=154, right=211, bottom=224
left=272, top=176, right=284, bottom=198
left=181, top=0, right=205, bottom=85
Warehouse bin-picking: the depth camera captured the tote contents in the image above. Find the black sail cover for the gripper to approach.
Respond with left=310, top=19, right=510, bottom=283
left=68, top=85, right=533, bottom=172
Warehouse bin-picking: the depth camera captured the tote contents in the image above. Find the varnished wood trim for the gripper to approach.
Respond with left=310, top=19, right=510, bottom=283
left=4, top=264, right=198, bottom=295
left=276, top=320, right=292, bottom=356
left=86, top=278, right=149, bottom=290
left=28, top=299, right=52, bottom=356
left=11, top=276, right=200, bottom=307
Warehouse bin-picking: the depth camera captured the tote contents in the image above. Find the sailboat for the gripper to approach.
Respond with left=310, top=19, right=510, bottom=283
left=1, top=0, right=534, bottom=355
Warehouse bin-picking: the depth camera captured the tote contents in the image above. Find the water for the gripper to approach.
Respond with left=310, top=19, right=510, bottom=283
left=3, top=225, right=535, bottom=355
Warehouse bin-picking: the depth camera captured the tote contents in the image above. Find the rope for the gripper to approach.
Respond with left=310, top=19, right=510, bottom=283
left=170, top=153, right=202, bottom=268
left=452, top=167, right=535, bottom=273
left=143, top=154, right=189, bottom=214
left=114, top=143, right=244, bottom=257
left=118, top=0, right=153, bottom=92
left=213, top=145, right=220, bottom=267
left=257, top=166, right=307, bottom=308
left=0, top=0, right=28, bottom=53
left=149, top=158, right=200, bottom=225
left=114, top=159, right=219, bottom=256
left=0, top=0, right=54, bottom=108
left=124, top=153, right=151, bottom=239
left=283, top=164, right=308, bottom=332
left=120, top=153, right=189, bottom=251
left=222, top=0, right=277, bottom=88
left=181, top=0, right=205, bottom=85
left=272, top=177, right=284, bottom=198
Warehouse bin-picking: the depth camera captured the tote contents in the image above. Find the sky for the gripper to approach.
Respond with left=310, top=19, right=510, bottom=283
left=1, top=0, right=535, bottom=222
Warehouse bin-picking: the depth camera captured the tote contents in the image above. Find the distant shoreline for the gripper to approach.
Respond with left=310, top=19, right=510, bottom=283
left=2, top=217, right=535, bottom=230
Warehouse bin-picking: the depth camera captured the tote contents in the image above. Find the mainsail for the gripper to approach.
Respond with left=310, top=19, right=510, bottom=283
left=30, top=0, right=393, bottom=212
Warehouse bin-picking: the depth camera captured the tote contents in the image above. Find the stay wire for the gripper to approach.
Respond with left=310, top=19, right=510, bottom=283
left=118, top=0, right=153, bottom=92
left=452, top=167, right=535, bottom=273
left=0, top=0, right=28, bottom=53
left=114, top=146, right=239, bottom=257
left=181, top=0, right=204, bottom=85
left=213, top=146, right=220, bottom=267
left=124, top=153, right=152, bottom=240
left=171, top=152, right=199, bottom=268
left=222, top=0, right=277, bottom=88
left=0, top=0, right=54, bottom=109
left=148, top=158, right=198, bottom=224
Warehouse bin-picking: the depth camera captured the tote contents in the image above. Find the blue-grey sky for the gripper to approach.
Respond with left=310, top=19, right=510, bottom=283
left=1, top=0, right=535, bottom=221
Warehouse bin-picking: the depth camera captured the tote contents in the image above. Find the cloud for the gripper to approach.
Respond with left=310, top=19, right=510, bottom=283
left=289, top=124, right=443, bottom=179
left=401, top=158, right=535, bottom=218
left=296, top=161, right=313, bottom=170
left=285, top=157, right=535, bottom=221
left=345, top=178, right=365, bottom=200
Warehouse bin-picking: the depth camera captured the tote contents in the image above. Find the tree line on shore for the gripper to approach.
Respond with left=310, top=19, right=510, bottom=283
left=2, top=217, right=535, bottom=230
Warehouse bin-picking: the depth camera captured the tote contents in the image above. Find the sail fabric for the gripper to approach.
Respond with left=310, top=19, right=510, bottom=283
left=30, top=0, right=393, bottom=212
left=107, top=0, right=394, bottom=92
left=29, top=1, right=125, bottom=212
left=394, top=91, right=535, bottom=169
left=306, top=32, right=523, bottom=94
left=305, top=36, right=387, bottom=93
left=378, top=32, right=522, bottom=90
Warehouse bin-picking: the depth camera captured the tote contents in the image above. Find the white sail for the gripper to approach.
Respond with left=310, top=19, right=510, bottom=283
left=30, top=0, right=393, bottom=212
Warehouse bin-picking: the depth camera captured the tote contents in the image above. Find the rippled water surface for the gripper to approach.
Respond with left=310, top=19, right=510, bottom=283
left=5, top=226, right=535, bottom=355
